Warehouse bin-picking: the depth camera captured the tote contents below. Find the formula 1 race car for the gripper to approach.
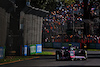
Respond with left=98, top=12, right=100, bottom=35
left=56, top=46, right=87, bottom=61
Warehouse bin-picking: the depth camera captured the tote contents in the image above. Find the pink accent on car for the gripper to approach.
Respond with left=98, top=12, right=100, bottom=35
left=69, top=51, right=75, bottom=58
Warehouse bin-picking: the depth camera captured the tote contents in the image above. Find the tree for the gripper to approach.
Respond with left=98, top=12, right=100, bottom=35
left=64, top=0, right=75, bottom=5
left=30, top=0, right=75, bottom=11
left=30, top=0, right=58, bottom=11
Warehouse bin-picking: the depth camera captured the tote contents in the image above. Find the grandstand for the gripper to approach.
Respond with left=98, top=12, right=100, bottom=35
left=42, top=0, right=100, bottom=43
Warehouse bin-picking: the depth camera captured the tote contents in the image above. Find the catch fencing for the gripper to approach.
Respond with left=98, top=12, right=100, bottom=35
left=43, top=42, right=100, bottom=49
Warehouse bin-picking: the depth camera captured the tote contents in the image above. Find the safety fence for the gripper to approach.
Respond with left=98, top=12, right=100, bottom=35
left=42, top=42, right=100, bottom=49
left=44, top=38, right=100, bottom=44
left=42, top=42, right=80, bottom=48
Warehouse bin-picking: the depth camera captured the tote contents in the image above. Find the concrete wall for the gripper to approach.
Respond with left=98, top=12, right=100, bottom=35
left=0, top=7, right=10, bottom=47
left=20, top=11, right=43, bottom=45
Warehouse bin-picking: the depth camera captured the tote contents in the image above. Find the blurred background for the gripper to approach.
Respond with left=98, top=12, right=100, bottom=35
left=0, top=0, right=100, bottom=57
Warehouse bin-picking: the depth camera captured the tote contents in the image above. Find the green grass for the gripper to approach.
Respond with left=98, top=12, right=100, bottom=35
left=35, top=51, right=54, bottom=55
left=0, top=51, right=54, bottom=64
left=0, top=56, right=35, bottom=63
left=87, top=49, right=100, bottom=51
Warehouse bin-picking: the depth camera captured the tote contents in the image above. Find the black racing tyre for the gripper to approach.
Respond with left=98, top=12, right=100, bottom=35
left=56, top=51, right=60, bottom=61
left=64, top=51, right=70, bottom=59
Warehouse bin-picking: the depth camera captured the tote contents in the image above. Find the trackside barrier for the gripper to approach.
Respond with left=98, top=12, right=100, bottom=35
left=62, top=43, right=69, bottom=47
left=29, top=44, right=42, bottom=55
left=53, top=42, right=62, bottom=48
left=27, top=45, right=30, bottom=56
left=96, top=43, right=100, bottom=49
left=44, top=42, right=53, bottom=48
left=36, top=44, right=42, bottom=53
left=43, top=42, right=80, bottom=48
left=89, top=43, right=96, bottom=49
left=63, top=42, right=80, bottom=48
left=3, top=46, right=5, bottom=58
left=71, top=42, right=80, bottom=48
left=30, top=44, right=36, bottom=55
left=0, top=47, right=4, bottom=59
left=24, top=45, right=27, bottom=56
left=43, top=42, right=100, bottom=49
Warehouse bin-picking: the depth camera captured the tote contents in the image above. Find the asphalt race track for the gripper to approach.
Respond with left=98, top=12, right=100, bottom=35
left=1, top=55, right=100, bottom=67
left=1, top=49, right=100, bottom=67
